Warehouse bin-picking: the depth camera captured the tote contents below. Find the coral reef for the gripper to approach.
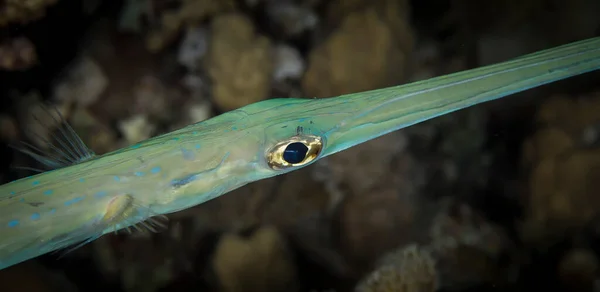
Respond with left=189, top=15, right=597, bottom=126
left=355, top=245, right=438, bottom=292
left=521, top=92, right=600, bottom=245
left=204, top=13, right=273, bottom=111
left=356, top=199, right=515, bottom=291
left=557, top=247, right=598, bottom=292
left=212, top=226, right=299, bottom=292
left=0, top=0, right=59, bottom=26
left=0, top=0, right=599, bottom=291
left=0, top=36, right=37, bottom=71
left=302, top=0, right=413, bottom=98
left=144, top=0, right=237, bottom=52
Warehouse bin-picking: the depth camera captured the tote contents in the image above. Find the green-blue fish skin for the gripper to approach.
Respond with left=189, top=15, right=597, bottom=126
left=1, top=37, right=599, bottom=270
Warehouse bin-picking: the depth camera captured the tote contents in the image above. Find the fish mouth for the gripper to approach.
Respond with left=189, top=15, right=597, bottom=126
left=319, top=37, right=600, bottom=157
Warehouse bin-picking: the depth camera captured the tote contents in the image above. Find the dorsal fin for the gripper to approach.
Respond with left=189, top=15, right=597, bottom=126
left=11, top=102, right=96, bottom=172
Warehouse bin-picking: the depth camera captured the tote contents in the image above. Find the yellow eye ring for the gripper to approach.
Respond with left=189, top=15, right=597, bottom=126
left=265, top=135, right=323, bottom=170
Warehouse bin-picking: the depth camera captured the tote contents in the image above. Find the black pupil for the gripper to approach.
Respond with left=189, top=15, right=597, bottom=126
left=282, top=142, right=309, bottom=164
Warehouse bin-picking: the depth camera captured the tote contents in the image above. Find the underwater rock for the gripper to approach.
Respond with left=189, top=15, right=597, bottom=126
left=182, top=165, right=331, bottom=234
left=97, top=234, right=177, bottom=292
left=356, top=199, right=513, bottom=291
left=83, top=21, right=175, bottom=125
left=558, top=247, right=598, bottom=292
left=118, top=114, right=155, bottom=145
left=0, top=36, right=37, bottom=71
left=131, top=75, right=173, bottom=122
left=70, top=107, right=118, bottom=154
left=53, top=55, right=108, bottom=107
left=429, top=201, right=511, bottom=256
left=302, top=0, right=413, bottom=98
left=167, top=98, right=214, bottom=132
left=314, top=128, right=421, bottom=272
left=355, top=244, right=438, bottom=292
left=336, top=181, right=418, bottom=270
left=14, top=92, right=72, bottom=150
left=520, top=92, right=600, bottom=245
left=145, top=0, right=236, bottom=52
left=273, top=43, right=305, bottom=82
left=118, top=0, right=149, bottom=32
left=522, top=127, right=575, bottom=166
left=212, top=226, right=299, bottom=292
left=471, top=0, right=600, bottom=44
left=186, top=101, right=212, bottom=123
left=0, top=0, right=59, bottom=26
left=323, top=0, right=409, bottom=28
left=264, top=0, right=319, bottom=38
left=205, top=13, right=273, bottom=111
left=320, top=132, right=410, bottom=194
left=0, top=114, right=18, bottom=142
left=0, top=261, right=78, bottom=292
left=177, top=26, right=209, bottom=71
left=259, top=168, right=331, bottom=227
left=428, top=200, right=514, bottom=288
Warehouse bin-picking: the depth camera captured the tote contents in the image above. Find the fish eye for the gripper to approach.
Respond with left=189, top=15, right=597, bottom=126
left=266, top=135, right=323, bottom=170
left=283, top=142, right=308, bottom=164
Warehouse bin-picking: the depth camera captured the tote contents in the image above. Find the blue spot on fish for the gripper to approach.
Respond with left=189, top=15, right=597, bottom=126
left=299, top=118, right=307, bottom=122
left=232, top=126, right=238, bottom=130
left=94, top=191, right=108, bottom=198
left=114, top=176, right=121, bottom=182
left=43, top=190, right=53, bottom=196
left=19, top=198, right=24, bottom=202
left=64, top=197, right=84, bottom=206
left=192, top=131, right=198, bottom=135
left=32, top=180, right=40, bottom=186
left=181, top=148, right=195, bottom=161
left=131, top=143, right=141, bottom=149
left=30, top=213, right=40, bottom=221
left=49, top=209, right=56, bottom=214
left=171, top=173, right=200, bottom=188
left=134, top=171, right=145, bottom=177
left=151, top=166, right=161, bottom=174
left=172, top=137, right=180, bottom=141
left=195, top=144, right=201, bottom=149
left=79, top=178, right=85, bottom=183
left=7, top=220, right=19, bottom=228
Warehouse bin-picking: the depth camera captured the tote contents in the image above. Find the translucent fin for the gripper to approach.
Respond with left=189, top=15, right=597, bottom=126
left=53, top=194, right=169, bottom=257
left=11, top=102, right=96, bottom=172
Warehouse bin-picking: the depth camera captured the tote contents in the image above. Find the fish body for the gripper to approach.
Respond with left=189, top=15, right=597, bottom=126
left=1, top=37, right=600, bottom=270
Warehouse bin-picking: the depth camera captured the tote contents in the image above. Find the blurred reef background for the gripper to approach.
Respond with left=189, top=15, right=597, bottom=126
left=1, top=0, right=600, bottom=291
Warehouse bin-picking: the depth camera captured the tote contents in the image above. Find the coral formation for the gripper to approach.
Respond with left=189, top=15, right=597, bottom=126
left=302, top=0, right=413, bottom=98
left=212, top=226, right=299, bottom=292
left=0, top=36, right=37, bottom=70
left=355, top=244, right=438, bottom=292
left=0, top=0, right=59, bottom=26
left=0, top=0, right=599, bottom=291
left=145, top=0, right=236, bottom=52
left=205, top=13, right=273, bottom=111
left=521, top=92, right=600, bottom=245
